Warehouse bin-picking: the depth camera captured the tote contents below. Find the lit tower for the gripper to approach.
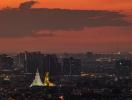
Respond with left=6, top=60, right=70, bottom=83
left=44, top=72, right=55, bottom=87
left=30, top=68, right=44, bottom=87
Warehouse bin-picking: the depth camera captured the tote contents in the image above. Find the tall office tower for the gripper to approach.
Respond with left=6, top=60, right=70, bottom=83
left=24, top=51, right=44, bottom=75
left=115, top=58, right=132, bottom=76
left=81, top=52, right=96, bottom=73
left=44, top=54, right=61, bottom=76
left=16, top=52, right=61, bottom=77
left=63, top=57, right=81, bottom=75
left=14, top=52, right=26, bottom=70
left=0, top=54, right=13, bottom=70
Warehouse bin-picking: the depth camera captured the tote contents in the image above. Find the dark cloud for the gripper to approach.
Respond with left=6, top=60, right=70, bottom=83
left=19, top=0, right=37, bottom=10
left=0, top=8, right=131, bottom=37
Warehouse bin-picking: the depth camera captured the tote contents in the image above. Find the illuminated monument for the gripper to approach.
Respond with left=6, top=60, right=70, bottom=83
left=44, top=72, right=56, bottom=87
left=30, top=69, right=55, bottom=87
left=30, top=68, right=44, bottom=87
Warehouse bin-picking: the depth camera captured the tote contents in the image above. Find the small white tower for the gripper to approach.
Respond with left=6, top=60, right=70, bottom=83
left=30, top=68, right=44, bottom=87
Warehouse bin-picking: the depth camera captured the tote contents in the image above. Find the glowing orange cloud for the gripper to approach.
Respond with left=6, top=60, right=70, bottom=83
left=0, top=0, right=132, bottom=10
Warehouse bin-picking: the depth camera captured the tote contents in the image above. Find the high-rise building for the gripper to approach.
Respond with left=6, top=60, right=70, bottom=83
left=16, top=51, right=45, bottom=76
left=0, top=54, right=13, bottom=70
left=43, top=54, right=61, bottom=76
left=115, top=58, right=132, bottom=76
left=62, top=57, right=81, bottom=75
left=24, top=51, right=44, bottom=75
left=16, top=52, right=62, bottom=77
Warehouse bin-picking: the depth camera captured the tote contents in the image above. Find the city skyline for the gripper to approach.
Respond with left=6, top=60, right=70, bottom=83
left=0, top=0, right=132, bottom=53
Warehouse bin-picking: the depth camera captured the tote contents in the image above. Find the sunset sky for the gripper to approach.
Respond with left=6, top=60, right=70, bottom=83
left=0, top=0, right=132, bottom=53
left=0, top=0, right=132, bottom=10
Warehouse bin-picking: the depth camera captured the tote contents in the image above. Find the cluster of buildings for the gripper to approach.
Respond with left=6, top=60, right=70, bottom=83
left=13, top=51, right=81, bottom=77
left=0, top=51, right=132, bottom=100
left=0, top=54, right=13, bottom=70
left=0, top=51, right=132, bottom=78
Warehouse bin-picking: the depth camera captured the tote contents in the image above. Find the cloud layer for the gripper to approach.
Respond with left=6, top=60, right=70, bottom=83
left=0, top=8, right=131, bottom=37
left=19, top=0, right=37, bottom=10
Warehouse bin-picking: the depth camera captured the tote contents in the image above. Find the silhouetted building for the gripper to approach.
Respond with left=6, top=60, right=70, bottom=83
left=24, top=52, right=45, bottom=75
left=15, top=52, right=61, bottom=77
left=81, top=52, right=96, bottom=73
left=115, top=59, right=132, bottom=76
left=44, top=54, right=61, bottom=76
left=0, top=54, right=13, bottom=70
left=63, top=57, right=81, bottom=75
left=16, top=52, right=44, bottom=76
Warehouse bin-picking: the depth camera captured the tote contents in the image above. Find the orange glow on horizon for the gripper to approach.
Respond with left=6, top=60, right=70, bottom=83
left=0, top=0, right=132, bottom=10
left=0, top=27, right=132, bottom=53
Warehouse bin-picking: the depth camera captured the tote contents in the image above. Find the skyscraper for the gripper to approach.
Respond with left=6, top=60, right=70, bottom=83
left=115, top=58, right=132, bottom=76
left=0, top=54, right=13, bottom=70
left=43, top=54, right=61, bottom=76
left=62, top=57, right=81, bottom=75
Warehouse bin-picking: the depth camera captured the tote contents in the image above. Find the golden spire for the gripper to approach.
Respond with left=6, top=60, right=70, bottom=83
left=44, top=72, right=55, bottom=87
